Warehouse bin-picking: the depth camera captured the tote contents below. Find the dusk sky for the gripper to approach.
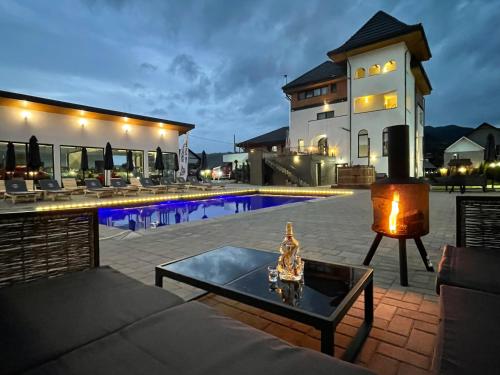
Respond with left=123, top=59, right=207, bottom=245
left=1, top=0, right=499, bottom=152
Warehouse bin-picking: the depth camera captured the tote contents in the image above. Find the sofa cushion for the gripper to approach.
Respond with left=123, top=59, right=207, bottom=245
left=25, top=301, right=374, bottom=375
left=0, top=266, right=183, bottom=375
left=435, top=285, right=500, bottom=375
left=436, top=244, right=500, bottom=294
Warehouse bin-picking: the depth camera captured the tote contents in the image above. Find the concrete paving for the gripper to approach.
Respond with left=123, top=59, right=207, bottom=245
left=95, top=189, right=496, bottom=374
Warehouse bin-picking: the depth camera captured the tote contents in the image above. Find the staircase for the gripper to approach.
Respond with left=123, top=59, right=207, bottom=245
left=264, top=158, right=310, bottom=187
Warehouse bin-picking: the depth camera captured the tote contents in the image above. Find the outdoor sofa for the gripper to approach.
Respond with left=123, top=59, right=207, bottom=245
left=434, top=196, right=500, bottom=375
left=0, top=208, right=373, bottom=375
left=428, top=175, right=487, bottom=193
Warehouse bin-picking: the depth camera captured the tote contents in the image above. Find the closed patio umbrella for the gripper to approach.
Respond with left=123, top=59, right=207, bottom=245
left=81, top=147, right=89, bottom=180
left=28, top=135, right=41, bottom=188
left=126, top=150, right=134, bottom=183
left=5, top=142, right=16, bottom=179
left=173, top=152, right=179, bottom=179
left=104, top=142, right=114, bottom=186
left=155, top=147, right=164, bottom=176
left=198, top=150, right=207, bottom=180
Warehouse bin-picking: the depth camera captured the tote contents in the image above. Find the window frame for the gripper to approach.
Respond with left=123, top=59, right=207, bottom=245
left=0, top=140, right=55, bottom=180
left=316, top=110, right=335, bottom=120
left=358, top=130, right=369, bottom=158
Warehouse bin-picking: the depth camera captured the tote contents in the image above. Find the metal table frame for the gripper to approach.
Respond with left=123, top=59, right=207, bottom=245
left=155, top=247, right=373, bottom=361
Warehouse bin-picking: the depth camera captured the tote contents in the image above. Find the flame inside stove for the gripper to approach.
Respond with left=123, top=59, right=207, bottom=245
left=389, top=191, right=400, bottom=234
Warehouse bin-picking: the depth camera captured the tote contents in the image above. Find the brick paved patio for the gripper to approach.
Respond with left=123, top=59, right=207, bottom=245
left=97, top=190, right=488, bottom=374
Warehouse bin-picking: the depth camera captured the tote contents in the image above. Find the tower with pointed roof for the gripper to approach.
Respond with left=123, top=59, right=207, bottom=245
left=283, top=10, right=432, bottom=178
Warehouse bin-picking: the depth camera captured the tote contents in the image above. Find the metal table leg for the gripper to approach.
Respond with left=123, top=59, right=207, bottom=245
left=320, top=326, right=335, bottom=356
left=155, top=270, right=163, bottom=287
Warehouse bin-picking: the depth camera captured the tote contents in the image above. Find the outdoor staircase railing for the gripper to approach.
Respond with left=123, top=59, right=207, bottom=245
left=264, top=158, right=310, bottom=187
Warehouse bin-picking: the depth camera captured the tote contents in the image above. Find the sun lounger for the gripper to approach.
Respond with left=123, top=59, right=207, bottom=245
left=110, top=178, right=139, bottom=196
left=84, top=179, right=114, bottom=199
left=61, top=178, right=85, bottom=195
left=160, top=177, right=185, bottom=192
left=38, top=179, right=72, bottom=201
left=4, top=180, right=38, bottom=204
left=139, top=177, right=167, bottom=194
left=187, top=176, right=223, bottom=190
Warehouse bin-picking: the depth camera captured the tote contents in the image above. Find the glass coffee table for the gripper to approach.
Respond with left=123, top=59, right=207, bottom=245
left=155, top=246, right=373, bottom=361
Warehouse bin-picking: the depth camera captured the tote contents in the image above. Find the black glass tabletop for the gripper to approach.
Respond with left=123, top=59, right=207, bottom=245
left=160, top=246, right=370, bottom=319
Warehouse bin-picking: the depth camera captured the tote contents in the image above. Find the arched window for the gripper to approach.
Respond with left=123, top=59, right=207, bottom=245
left=355, top=68, right=365, bottom=79
left=318, top=137, right=328, bottom=155
left=358, top=130, right=369, bottom=158
left=383, top=60, right=397, bottom=73
left=369, top=64, right=381, bottom=76
left=382, top=128, right=389, bottom=156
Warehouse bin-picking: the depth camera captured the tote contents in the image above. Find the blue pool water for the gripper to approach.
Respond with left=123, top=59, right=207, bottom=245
left=98, top=194, right=317, bottom=231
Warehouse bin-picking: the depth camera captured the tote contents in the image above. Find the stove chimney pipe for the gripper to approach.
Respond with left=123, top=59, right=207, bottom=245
left=387, top=125, right=409, bottom=180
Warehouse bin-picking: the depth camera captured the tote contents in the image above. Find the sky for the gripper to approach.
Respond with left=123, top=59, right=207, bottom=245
left=1, top=0, right=499, bottom=152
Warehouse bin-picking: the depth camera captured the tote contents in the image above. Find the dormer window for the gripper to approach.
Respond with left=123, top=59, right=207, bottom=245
left=369, top=64, right=381, bottom=76
left=383, top=60, right=397, bottom=73
left=355, top=68, right=365, bottom=79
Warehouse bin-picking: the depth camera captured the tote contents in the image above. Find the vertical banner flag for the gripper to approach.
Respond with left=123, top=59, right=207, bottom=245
left=179, top=133, right=189, bottom=181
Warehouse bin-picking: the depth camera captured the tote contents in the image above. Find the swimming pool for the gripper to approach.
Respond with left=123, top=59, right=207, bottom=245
left=98, top=194, right=317, bottom=231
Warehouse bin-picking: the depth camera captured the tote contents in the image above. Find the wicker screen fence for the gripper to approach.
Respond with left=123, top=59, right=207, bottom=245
left=456, top=196, right=500, bottom=249
left=0, top=208, right=99, bottom=288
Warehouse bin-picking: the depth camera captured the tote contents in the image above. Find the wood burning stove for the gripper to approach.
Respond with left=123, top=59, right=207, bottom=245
left=363, top=125, right=434, bottom=286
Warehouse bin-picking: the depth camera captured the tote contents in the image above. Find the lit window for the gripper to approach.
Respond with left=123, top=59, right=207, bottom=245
left=358, top=130, right=369, bottom=158
left=383, top=60, right=397, bottom=73
left=355, top=68, right=365, bottom=79
left=353, top=91, right=398, bottom=113
left=298, top=139, right=304, bottom=153
left=369, top=64, right=381, bottom=76
left=384, top=93, right=397, bottom=109
left=382, top=128, right=389, bottom=156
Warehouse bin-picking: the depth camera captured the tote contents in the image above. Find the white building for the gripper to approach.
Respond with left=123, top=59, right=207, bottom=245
left=283, top=11, right=432, bottom=177
left=0, top=90, right=194, bottom=183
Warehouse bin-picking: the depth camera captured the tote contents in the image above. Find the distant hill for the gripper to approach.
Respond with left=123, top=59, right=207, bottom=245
left=424, top=125, right=473, bottom=166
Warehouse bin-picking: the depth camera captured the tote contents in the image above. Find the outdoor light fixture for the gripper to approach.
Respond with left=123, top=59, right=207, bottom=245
left=21, top=110, right=31, bottom=119
left=122, top=124, right=131, bottom=134
left=439, top=168, right=448, bottom=176
left=293, top=155, right=300, bottom=164
left=159, top=129, right=166, bottom=137
left=79, top=118, right=87, bottom=128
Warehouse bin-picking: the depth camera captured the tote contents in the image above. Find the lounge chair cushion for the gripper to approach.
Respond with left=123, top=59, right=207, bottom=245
left=436, top=244, right=500, bottom=295
left=435, top=285, right=500, bottom=375
left=85, top=179, right=103, bottom=189
left=0, top=266, right=183, bottom=375
left=39, top=179, right=63, bottom=191
left=5, top=180, right=31, bottom=193
left=111, top=179, right=128, bottom=188
left=24, top=301, right=374, bottom=375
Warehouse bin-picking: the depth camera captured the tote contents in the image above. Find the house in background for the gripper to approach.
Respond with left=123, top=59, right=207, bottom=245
left=282, top=10, right=432, bottom=182
left=236, top=126, right=289, bottom=154
left=443, top=122, right=500, bottom=168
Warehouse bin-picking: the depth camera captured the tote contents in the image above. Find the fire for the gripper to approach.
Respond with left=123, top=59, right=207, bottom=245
left=388, top=191, right=400, bottom=234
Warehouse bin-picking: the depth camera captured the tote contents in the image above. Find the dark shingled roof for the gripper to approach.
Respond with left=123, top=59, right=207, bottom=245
left=327, top=11, right=429, bottom=58
left=237, top=126, right=288, bottom=148
left=282, top=61, right=346, bottom=91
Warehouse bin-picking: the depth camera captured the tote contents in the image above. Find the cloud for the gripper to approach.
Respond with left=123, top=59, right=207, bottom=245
left=0, top=0, right=498, bottom=152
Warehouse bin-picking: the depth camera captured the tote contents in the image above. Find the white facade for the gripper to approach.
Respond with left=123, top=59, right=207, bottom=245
left=289, top=42, right=425, bottom=177
left=0, top=103, right=182, bottom=182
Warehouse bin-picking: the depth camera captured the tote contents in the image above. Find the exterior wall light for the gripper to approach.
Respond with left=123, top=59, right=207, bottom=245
left=21, top=110, right=31, bottom=119
left=122, top=124, right=131, bottom=134
left=79, top=118, right=87, bottom=128
left=293, top=155, right=300, bottom=164
left=159, top=129, right=166, bottom=137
